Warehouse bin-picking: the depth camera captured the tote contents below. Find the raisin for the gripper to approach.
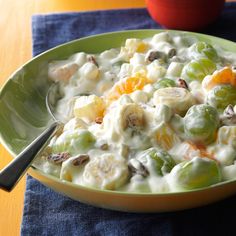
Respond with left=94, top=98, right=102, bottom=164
left=147, top=51, right=166, bottom=62
left=128, top=160, right=149, bottom=178
left=100, top=143, right=109, bottom=150
left=167, top=48, right=176, bottom=58
left=221, top=104, right=236, bottom=125
left=47, top=152, right=71, bottom=164
left=126, top=114, right=144, bottom=129
left=72, top=154, right=90, bottom=166
left=177, top=78, right=189, bottom=90
left=88, top=56, right=99, bottom=67
left=95, top=117, right=103, bottom=124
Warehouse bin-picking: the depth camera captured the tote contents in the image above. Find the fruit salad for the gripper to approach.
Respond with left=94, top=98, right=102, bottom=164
left=34, top=32, right=236, bottom=193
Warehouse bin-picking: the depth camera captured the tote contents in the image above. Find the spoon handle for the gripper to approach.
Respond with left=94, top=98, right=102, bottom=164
left=0, top=122, right=59, bottom=192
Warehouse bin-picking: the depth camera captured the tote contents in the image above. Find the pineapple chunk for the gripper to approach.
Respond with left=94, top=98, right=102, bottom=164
left=73, top=95, right=105, bottom=122
left=125, top=38, right=148, bottom=53
left=120, top=38, right=149, bottom=59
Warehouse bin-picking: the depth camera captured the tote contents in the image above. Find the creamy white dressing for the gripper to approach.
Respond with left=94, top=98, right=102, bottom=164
left=34, top=31, right=236, bottom=193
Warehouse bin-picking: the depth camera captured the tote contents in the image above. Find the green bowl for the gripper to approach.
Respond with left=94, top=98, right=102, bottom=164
left=1, top=29, right=236, bottom=212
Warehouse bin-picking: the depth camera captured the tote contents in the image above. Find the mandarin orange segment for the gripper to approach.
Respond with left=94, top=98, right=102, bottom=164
left=155, top=123, right=180, bottom=150
left=183, top=141, right=216, bottom=161
left=107, top=75, right=152, bottom=100
left=202, top=67, right=236, bottom=90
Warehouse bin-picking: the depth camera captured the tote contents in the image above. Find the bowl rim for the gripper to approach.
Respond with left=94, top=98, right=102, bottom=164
left=1, top=28, right=236, bottom=196
left=28, top=164, right=236, bottom=197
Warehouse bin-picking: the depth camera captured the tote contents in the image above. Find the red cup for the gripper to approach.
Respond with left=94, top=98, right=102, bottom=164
left=145, top=0, right=225, bottom=30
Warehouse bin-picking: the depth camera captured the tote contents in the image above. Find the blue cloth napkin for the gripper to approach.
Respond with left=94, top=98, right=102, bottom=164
left=22, top=3, right=236, bottom=236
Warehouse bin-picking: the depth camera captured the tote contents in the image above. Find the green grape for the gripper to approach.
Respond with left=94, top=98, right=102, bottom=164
left=206, top=85, right=236, bottom=112
left=183, top=104, right=219, bottom=145
left=190, top=42, right=219, bottom=61
left=146, top=148, right=176, bottom=176
left=171, top=157, right=221, bottom=190
left=153, top=78, right=176, bottom=90
left=181, top=58, right=216, bottom=82
left=51, top=130, right=95, bottom=155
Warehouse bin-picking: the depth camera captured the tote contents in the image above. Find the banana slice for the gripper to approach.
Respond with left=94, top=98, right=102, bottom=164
left=116, top=103, right=150, bottom=149
left=73, top=95, right=105, bottom=122
left=82, top=154, right=129, bottom=190
left=153, top=87, right=195, bottom=115
left=60, top=155, right=90, bottom=183
left=118, top=103, right=145, bottom=131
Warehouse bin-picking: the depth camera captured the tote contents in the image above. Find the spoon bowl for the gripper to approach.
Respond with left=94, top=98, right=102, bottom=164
left=0, top=83, right=63, bottom=192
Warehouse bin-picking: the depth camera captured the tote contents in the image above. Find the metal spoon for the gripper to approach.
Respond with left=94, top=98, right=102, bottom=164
left=0, top=83, right=62, bottom=191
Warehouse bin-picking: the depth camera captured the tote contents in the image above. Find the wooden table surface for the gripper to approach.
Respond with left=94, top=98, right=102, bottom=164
left=0, top=0, right=234, bottom=235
